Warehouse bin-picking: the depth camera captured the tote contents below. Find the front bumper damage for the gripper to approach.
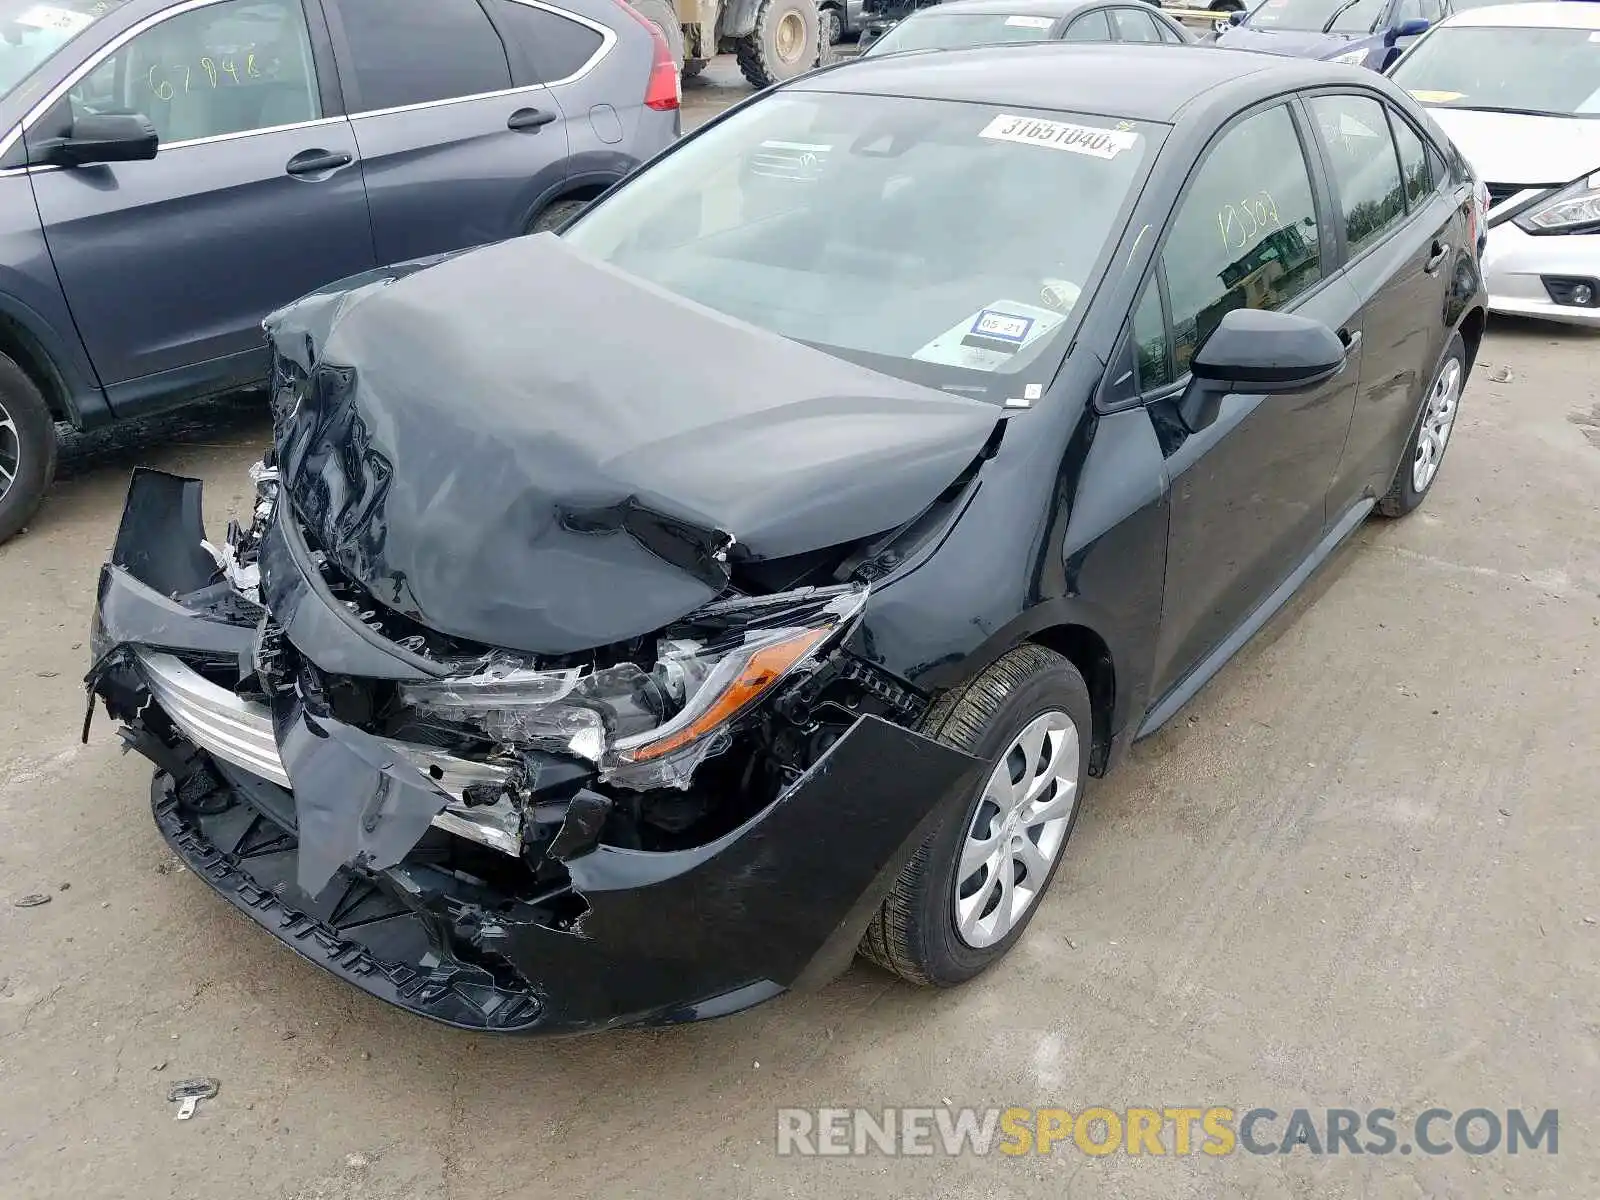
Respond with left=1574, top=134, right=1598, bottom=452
left=89, top=471, right=984, bottom=1033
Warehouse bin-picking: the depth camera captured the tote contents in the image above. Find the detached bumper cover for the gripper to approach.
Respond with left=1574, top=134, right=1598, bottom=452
left=92, top=470, right=986, bottom=1033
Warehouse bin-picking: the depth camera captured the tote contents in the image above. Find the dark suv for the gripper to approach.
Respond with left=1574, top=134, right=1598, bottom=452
left=0, top=0, right=679, bottom=542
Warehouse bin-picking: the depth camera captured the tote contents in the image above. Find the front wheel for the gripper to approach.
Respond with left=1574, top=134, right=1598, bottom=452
left=1376, top=331, right=1466, bottom=518
left=736, top=0, right=821, bottom=88
left=860, top=644, right=1091, bottom=987
left=0, top=353, right=57, bottom=545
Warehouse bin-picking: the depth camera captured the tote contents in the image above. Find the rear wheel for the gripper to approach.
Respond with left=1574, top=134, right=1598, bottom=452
left=681, top=57, right=707, bottom=78
left=736, top=0, right=820, bottom=88
left=527, top=198, right=589, bottom=234
left=0, top=353, right=57, bottom=545
left=860, top=645, right=1090, bottom=987
left=821, top=5, right=843, bottom=43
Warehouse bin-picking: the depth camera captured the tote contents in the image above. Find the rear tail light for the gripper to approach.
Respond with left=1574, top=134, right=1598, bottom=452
left=616, top=0, right=680, bottom=111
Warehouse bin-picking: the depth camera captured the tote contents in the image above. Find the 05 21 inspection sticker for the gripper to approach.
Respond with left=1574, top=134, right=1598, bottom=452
left=979, top=115, right=1139, bottom=159
left=971, top=310, right=1035, bottom=343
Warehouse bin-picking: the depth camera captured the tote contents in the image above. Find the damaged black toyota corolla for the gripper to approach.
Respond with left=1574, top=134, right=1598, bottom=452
left=86, top=45, right=1487, bottom=1033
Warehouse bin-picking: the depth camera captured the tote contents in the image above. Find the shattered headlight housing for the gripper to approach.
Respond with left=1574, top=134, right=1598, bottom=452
left=1515, top=171, right=1600, bottom=235
left=399, top=587, right=868, bottom=790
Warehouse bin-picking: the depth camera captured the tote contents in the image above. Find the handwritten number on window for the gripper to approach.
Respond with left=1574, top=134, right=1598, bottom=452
left=147, top=47, right=262, bottom=100
left=1217, top=190, right=1283, bottom=254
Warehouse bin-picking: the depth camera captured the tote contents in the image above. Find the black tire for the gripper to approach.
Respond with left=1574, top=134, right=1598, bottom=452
left=527, top=198, right=589, bottom=235
left=736, top=0, right=820, bottom=88
left=681, top=57, right=707, bottom=78
left=860, top=644, right=1091, bottom=987
left=1208, top=0, right=1243, bottom=10
left=1376, top=331, right=1466, bottom=518
left=631, top=0, right=684, bottom=69
left=821, top=5, right=843, bottom=43
left=0, top=352, right=57, bottom=545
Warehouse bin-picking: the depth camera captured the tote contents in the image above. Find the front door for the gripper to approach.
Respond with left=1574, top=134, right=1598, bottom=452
left=1147, top=101, right=1364, bottom=702
left=319, top=0, right=573, bottom=264
left=26, top=0, right=376, bottom=411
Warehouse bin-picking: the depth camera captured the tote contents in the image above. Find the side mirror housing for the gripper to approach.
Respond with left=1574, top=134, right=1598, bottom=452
left=1180, top=308, right=1347, bottom=432
left=38, top=113, right=158, bottom=168
left=1385, top=16, right=1429, bottom=44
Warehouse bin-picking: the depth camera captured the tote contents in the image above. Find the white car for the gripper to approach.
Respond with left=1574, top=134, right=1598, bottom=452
left=1389, top=2, right=1600, bottom=326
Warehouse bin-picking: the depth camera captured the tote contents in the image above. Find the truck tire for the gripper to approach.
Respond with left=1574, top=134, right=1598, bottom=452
left=681, top=57, right=707, bottom=78
left=0, top=352, right=58, bottom=545
left=631, top=0, right=685, bottom=68
left=821, top=5, right=842, bottom=43
left=736, top=0, right=820, bottom=88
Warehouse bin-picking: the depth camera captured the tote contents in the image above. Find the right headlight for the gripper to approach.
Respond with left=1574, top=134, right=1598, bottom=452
left=1514, top=170, right=1600, bottom=235
left=399, top=586, right=868, bottom=791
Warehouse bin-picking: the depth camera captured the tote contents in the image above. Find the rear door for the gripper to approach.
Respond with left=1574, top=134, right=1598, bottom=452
left=1307, top=91, right=1461, bottom=515
left=1141, top=101, right=1365, bottom=702
left=320, top=0, right=572, bottom=263
left=26, top=0, right=375, bottom=407
left=1108, top=6, right=1164, bottom=41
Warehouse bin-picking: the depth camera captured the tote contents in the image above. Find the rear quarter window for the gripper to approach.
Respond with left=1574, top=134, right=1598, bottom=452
left=490, top=0, right=607, bottom=81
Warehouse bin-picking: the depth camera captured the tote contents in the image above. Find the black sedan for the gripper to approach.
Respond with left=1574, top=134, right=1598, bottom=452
left=87, top=44, right=1487, bottom=1033
left=858, top=0, right=1193, bottom=53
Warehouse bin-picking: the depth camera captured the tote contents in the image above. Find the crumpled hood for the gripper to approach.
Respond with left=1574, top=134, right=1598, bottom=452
left=264, top=235, right=1000, bottom=658
left=1418, top=108, right=1600, bottom=189
left=1216, top=25, right=1358, bottom=58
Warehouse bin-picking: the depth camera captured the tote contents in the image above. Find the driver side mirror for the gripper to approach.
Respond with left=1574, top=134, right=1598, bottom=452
left=36, top=113, right=159, bottom=168
left=1179, top=308, right=1347, bottom=433
left=1384, top=16, right=1429, bottom=44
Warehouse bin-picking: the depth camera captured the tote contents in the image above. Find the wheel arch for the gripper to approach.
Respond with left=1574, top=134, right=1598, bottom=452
left=1026, top=623, right=1116, bottom=776
left=0, top=307, right=75, bottom=425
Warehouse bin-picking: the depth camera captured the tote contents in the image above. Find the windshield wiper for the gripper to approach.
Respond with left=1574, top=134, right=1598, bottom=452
left=1320, top=0, right=1364, bottom=33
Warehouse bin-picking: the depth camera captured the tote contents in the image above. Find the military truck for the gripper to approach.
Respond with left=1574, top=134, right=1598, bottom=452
left=628, top=0, right=825, bottom=88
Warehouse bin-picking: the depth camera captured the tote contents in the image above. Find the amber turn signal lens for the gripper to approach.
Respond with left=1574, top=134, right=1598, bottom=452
left=624, top=627, right=830, bottom=763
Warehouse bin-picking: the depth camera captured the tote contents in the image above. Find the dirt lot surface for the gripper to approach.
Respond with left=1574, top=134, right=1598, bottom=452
left=3, top=61, right=1599, bottom=1200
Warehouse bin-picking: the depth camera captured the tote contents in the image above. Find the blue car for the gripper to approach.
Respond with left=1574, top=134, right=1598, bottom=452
left=1214, top=0, right=1442, bottom=68
left=0, top=0, right=680, bottom=544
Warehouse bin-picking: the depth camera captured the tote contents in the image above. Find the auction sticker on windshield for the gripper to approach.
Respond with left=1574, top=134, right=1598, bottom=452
left=16, top=4, right=93, bottom=31
left=1005, top=15, right=1055, bottom=27
left=979, top=115, right=1139, bottom=160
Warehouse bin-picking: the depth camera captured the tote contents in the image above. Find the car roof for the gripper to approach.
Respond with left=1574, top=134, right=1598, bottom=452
left=797, top=44, right=1379, bottom=124
left=1438, top=0, right=1600, bottom=27
left=892, top=0, right=1109, bottom=16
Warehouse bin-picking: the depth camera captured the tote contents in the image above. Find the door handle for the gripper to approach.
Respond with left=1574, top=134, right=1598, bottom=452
left=508, top=107, right=557, bottom=132
left=1424, top=241, right=1450, bottom=275
left=285, top=149, right=353, bottom=176
left=1339, top=328, right=1362, bottom=352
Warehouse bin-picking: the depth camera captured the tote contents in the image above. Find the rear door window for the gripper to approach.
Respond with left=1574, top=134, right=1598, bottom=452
left=489, top=0, right=607, bottom=82
left=1388, top=109, right=1433, bottom=211
left=1111, top=7, right=1162, bottom=40
left=1062, top=9, right=1113, bottom=39
left=1308, top=94, right=1407, bottom=256
left=327, top=0, right=513, bottom=111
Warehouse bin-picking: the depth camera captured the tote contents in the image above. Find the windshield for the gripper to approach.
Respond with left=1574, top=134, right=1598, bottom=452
left=1247, top=0, right=1384, bottom=34
left=562, top=92, right=1159, bottom=399
left=865, top=12, right=1058, bottom=54
left=1391, top=26, right=1600, bottom=117
left=0, top=1, right=128, bottom=102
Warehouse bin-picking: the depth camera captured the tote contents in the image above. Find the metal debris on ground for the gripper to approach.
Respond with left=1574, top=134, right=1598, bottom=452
left=168, top=1078, right=220, bottom=1120
left=1488, top=366, right=1514, bottom=383
left=14, top=894, right=51, bottom=908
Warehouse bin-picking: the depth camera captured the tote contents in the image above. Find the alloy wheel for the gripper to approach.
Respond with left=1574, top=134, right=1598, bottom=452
left=0, top=397, right=19, bottom=504
left=1412, top=356, right=1461, bottom=494
left=953, top=710, right=1079, bottom=948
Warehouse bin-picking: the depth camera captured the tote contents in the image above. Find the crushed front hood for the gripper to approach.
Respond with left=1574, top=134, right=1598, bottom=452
left=266, top=235, right=999, bottom=657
